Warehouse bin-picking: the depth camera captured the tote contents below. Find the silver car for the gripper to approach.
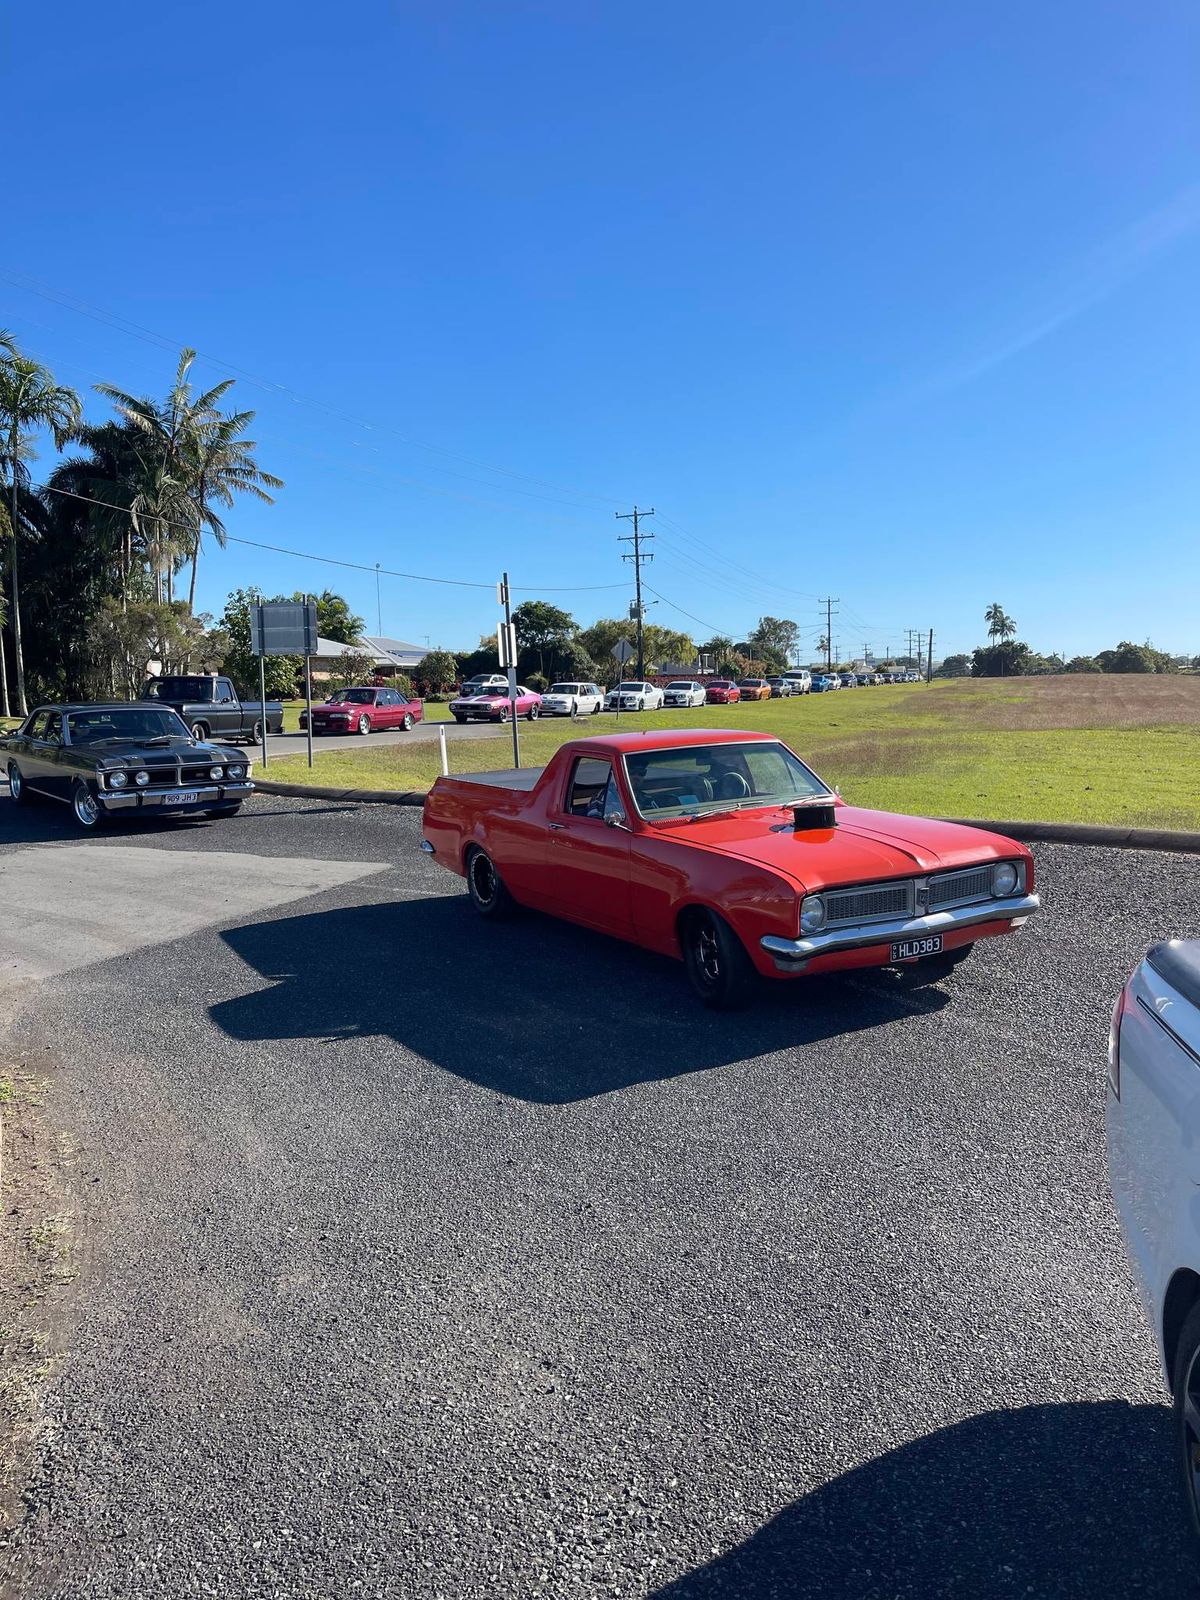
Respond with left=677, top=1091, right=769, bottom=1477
left=662, top=680, right=707, bottom=708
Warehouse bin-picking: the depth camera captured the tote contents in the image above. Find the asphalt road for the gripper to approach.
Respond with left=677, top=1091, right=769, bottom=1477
left=1, top=794, right=1199, bottom=1598
left=260, top=716, right=506, bottom=762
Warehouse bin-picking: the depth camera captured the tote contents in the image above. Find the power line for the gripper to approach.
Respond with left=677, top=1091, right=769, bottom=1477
left=35, top=482, right=632, bottom=595
left=640, top=583, right=747, bottom=641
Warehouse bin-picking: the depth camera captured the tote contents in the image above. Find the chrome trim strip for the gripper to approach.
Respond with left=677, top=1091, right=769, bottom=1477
left=761, top=892, right=1041, bottom=971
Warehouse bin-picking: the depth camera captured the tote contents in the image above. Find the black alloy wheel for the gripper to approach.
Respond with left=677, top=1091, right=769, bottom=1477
left=682, top=908, right=756, bottom=1010
left=465, top=847, right=514, bottom=917
left=251, top=720, right=264, bottom=745
left=8, top=762, right=29, bottom=804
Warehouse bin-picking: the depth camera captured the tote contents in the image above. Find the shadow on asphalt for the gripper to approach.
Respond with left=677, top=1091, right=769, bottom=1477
left=210, top=894, right=950, bottom=1103
left=647, top=1402, right=1195, bottom=1599
left=0, top=798, right=359, bottom=842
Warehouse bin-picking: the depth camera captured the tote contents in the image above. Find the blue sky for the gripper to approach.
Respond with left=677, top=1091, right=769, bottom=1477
left=6, top=0, right=1198, bottom=661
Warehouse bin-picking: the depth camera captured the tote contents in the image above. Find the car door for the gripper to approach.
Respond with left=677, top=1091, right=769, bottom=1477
left=13, top=710, right=49, bottom=789
left=545, top=756, right=632, bottom=934
left=212, top=678, right=241, bottom=735
left=33, top=711, right=71, bottom=798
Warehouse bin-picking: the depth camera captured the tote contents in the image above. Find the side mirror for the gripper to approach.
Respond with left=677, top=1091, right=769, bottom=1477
left=605, top=810, right=629, bottom=830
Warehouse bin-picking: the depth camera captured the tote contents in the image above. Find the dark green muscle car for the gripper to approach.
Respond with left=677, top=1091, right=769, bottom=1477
left=2, top=702, right=255, bottom=829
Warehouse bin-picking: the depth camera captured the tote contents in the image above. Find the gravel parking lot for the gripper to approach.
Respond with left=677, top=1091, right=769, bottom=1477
left=1, top=794, right=1199, bottom=1598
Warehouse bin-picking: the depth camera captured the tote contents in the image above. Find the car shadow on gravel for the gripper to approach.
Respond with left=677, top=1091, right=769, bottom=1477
left=210, top=894, right=950, bottom=1103
left=648, top=1401, right=1196, bottom=1599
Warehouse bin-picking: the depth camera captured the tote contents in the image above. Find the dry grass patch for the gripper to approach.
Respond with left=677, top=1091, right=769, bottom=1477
left=897, top=675, right=1200, bottom=732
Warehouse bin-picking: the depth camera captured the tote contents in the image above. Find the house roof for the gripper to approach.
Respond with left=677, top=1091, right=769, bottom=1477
left=309, top=634, right=428, bottom=667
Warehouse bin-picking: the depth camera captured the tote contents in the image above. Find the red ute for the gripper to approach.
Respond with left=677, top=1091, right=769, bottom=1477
left=300, top=686, right=424, bottom=735
left=705, top=680, right=741, bottom=704
left=421, top=729, right=1039, bottom=1009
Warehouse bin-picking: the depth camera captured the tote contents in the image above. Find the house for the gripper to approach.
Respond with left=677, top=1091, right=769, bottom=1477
left=308, top=634, right=428, bottom=684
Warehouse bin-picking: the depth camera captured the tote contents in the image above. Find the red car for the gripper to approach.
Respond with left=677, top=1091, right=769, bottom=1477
left=421, top=729, right=1039, bottom=1009
left=300, top=686, right=424, bottom=735
left=449, top=685, right=542, bottom=724
left=706, top=680, right=741, bottom=705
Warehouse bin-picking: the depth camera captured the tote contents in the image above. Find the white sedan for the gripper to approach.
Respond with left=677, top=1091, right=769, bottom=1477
left=603, top=680, right=665, bottom=712
left=539, top=681, right=605, bottom=717
left=1106, top=938, right=1200, bottom=1534
left=662, top=680, right=707, bottom=708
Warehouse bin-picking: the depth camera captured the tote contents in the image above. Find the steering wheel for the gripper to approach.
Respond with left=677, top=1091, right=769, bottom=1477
left=713, top=771, right=751, bottom=800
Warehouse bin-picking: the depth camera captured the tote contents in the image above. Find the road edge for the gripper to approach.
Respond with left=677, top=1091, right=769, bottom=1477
left=254, top=780, right=1200, bottom=851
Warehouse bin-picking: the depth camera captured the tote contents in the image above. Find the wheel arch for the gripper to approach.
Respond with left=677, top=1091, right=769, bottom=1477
left=1164, top=1269, right=1200, bottom=1389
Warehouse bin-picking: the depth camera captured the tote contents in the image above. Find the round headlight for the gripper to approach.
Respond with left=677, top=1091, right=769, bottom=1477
left=992, top=861, right=1019, bottom=897
left=800, top=894, right=826, bottom=934
left=209, top=765, right=223, bottom=781
left=134, top=770, right=150, bottom=787
left=227, top=764, right=244, bottom=779
left=108, top=770, right=128, bottom=789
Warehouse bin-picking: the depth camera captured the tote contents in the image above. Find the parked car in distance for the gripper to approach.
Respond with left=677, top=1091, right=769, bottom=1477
left=766, top=676, right=796, bottom=698
left=141, top=675, right=283, bottom=744
left=663, top=680, right=707, bottom=709
left=5, top=702, right=254, bottom=830
left=1106, top=939, right=1200, bottom=1539
left=299, top=686, right=423, bottom=735
left=783, top=670, right=812, bottom=694
left=450, top=685, right=542, bottom=723
left=540, top=682, right=605, bottom=717
left=459, top=673, right=509, bottom=696
left=858, top=672, right=878, bottom=686
left=737, top=678, right=772, bottom=701
left=811, top=674, right=840, bottom=692
left=705, top=680, right=741, bottom=705
left=838, top=672, right=858, bottom=688
left=422, top=729, right=1039, bottom=1009
left=604, top=681, right=665, bottom=712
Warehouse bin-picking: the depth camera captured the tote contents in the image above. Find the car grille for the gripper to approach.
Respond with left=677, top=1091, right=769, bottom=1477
left=824, top=881, right=914, bottom=925
left=926, top=864, right=994, bottom=909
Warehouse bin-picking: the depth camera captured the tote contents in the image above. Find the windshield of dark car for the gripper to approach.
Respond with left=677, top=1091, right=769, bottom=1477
left=328, top=689, right=375, bottom=703
left=68, top=708, right=190, bottom=743
left=624, top=741, right=829, bottom=819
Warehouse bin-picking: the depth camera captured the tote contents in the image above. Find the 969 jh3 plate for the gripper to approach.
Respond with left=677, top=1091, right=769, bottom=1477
left=891, top=934, right=943, bottom=962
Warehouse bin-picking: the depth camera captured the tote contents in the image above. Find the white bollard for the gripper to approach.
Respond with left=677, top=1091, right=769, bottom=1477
left=438, top=721, right=449, bottom=776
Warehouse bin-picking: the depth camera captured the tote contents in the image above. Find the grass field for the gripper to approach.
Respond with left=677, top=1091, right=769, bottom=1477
left=265, top=676, right=1200, bottom=830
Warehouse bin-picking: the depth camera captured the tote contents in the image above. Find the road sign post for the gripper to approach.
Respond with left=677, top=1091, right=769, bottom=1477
left=499, top=572, right=520, bottom=768
left=611, top=638, right=634, bottom=725
left=252, top=599, right=319, bottom=771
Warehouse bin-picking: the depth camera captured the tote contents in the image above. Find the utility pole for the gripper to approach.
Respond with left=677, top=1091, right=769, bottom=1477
left=616, top=506, right=655, bottom=679
left=819, top=597, right=839, bottom=673
left=927, top=627, right=934, bottom=684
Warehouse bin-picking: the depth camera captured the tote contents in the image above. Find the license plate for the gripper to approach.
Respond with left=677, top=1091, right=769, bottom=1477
left=163, top=791, right=198, bottom=806
left=891, top=934, right=943, bottom=961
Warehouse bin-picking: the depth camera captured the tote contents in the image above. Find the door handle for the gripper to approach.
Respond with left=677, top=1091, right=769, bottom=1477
left=548, top=822, right=566, bottom=831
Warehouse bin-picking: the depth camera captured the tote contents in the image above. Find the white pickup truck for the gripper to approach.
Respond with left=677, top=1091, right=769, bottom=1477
left=1106, top=938, right=1200, bottom=1537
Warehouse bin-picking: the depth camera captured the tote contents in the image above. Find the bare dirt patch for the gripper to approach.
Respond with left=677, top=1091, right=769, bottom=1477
left=0, top=1052, right=80, bottom=1556
left=899, top=675, right=1200, bottom=732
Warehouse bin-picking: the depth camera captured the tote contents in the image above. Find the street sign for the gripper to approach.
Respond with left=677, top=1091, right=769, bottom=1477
left=498, top=622, right=518, bottom=668
left=251, top=600, right=318, bottom=657
left=612, top=637, right=634, bottom=664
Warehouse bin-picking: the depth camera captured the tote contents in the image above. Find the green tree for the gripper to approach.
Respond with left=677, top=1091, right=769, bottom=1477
left=418, top=648, right=458, bottom=695
left=1096, top=639, right=1176, bottom=673
left=282, top=588, right=363, bottom=644
left=936, top=653, right=972, bottom=678
left=1066, top=655, right=1101, bottom=673
left=749, top=616, right=799, bottom=672
left=0, top=334, right=82, bottom=715
left=972, top=640, right=1032, bottom=677
left=512, top=600, right=576, bottom=678
left=581, top=617, right=695, bottom=675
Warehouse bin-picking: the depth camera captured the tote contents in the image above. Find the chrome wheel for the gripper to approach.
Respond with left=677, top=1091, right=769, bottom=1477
left=72, top=783, right=101, bottom=829
left=8, top=762, right=23, bottom=802
left=527, top=703, right=539, bottom=720
left=402, top=713, right=414, bottom=731
left=498, top=706, right=511, bottom=723
left=358, top=714, right=371, bottom=735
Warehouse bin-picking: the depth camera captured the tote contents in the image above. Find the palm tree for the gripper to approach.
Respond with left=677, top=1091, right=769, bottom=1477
left=984, top=602, right=1006, bottom=645
left=187, top=407, right=283, bottom=612
left=0, top=336, right=82, bottom=715
left=997, top=610, right=1017, bottom=643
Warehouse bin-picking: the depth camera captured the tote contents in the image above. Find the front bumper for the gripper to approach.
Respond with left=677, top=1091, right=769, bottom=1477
left=99, top=781, right=254, bottom=813
left=760, top=891, right=1040, bottom=973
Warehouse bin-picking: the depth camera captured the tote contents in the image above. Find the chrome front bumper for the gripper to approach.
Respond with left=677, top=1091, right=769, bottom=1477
left=99, top=781, right=254, bottom=811
left=760, top=891, right=1041, bottom=972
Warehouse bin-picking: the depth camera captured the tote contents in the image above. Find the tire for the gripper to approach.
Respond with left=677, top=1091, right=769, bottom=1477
left=681, top=908, right=756, bottom=1010
left=357, top=714, right=372, bottom=735
left=71, top=781, right=103, bottom=831
left=527, top=703, right=539, bottom=721
left=498, top=706, right=511, bottom=724
left=7, top=762, right=30, bottom=805
left=895, top=944, right=974, bottom=987
left=638, top=698, right=645, bottom=711
left=455, top=715, right=466, bottom=725
left=465, top=846, right=514, bottom=918
left=190, top=721, right=209, bottom=741
left=402, top=713, right=414, bottom=731
left=592, top=701, right=602, bottom=715
left=251, top=720, right=264, bottom=746
left=1173, top=1299, right=1200, bottom=1544
left=207, top=803, right=243, bottom=819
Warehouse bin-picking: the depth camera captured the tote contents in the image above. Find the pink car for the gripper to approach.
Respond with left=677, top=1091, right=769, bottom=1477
left=449, top=685, right=543, bottom=724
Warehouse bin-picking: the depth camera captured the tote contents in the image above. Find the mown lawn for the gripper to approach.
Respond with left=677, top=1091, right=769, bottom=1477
left=264, top=676, right=1200, bottom=830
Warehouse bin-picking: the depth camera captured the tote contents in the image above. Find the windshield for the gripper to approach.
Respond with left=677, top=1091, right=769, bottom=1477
left=68, top=707, right=190, bottom=744
left=549, top=684, right=580, bottom=694
left=624, top=741, right=829, bottom=820
left=615, top=682, right=643, bottom=692
left=709, top=681, right=733, bottom=690
left=327, top=688, right=375, bottom=703
left=666, top=682, right=694, bottom=691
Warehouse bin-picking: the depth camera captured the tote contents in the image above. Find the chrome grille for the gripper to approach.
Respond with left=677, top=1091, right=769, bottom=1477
left=824, top=880, right=914, bottom=925
left=927, top=865, right=993, bottom=909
